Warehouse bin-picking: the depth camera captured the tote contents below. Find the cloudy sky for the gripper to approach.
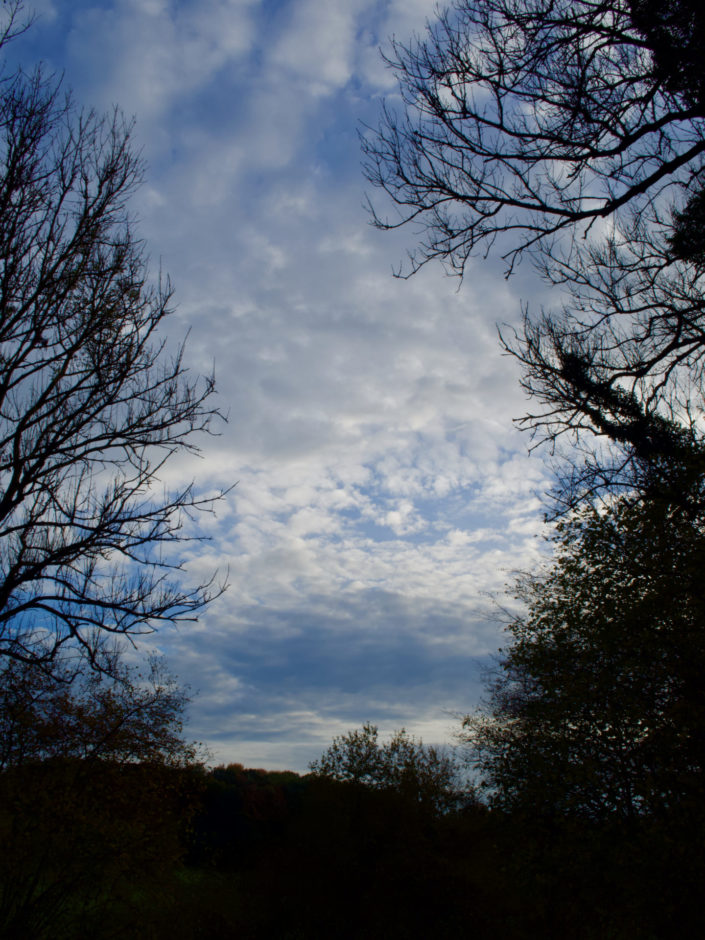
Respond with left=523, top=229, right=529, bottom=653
left=10, top=0, right=554, bottom=770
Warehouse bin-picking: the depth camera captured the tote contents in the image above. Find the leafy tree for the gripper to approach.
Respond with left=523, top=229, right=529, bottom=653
left=461, top=494, right=705, bottom=819
left=0, top=3, right=224, bottom=674
left=0, top=652, right=202, bottom=937
left=0, top=649, right=197, bottom=770
left=310, top=722, right=463, bottom=814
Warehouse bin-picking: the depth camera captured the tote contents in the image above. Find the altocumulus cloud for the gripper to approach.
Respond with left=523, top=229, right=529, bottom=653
left=14, top=0, right=552, bottom=770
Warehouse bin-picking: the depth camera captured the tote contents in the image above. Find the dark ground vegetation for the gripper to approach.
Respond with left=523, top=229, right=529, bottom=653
left=3, top=756, right=704, bottom=939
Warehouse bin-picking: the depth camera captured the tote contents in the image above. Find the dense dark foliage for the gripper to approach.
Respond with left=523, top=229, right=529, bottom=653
left=5, top=754, right=703, bottom=938
left=0, top=653, right=200, bottom=938
left=1, top=659, right=701, bottom=936
left=463, top=495, right=705, bottom=820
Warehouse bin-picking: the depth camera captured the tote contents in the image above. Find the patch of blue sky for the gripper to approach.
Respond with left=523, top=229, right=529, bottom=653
left=161, top=591, right=500, bottom=768
left=4, top=0, right=552, bottom=771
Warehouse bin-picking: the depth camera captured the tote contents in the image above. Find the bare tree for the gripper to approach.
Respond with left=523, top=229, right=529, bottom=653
left=363, top=0, right=705, bottom=505
left=363, top=0, right=705, bottom=278
left=0, top=7, right=224, bottom=672
left=504, top=218, right=705, bottom=507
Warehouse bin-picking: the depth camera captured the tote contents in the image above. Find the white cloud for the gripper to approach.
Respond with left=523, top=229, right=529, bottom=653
left=16, top=0, right=555, bottom=771
left=66, top=0, right=256, bottom=119
left=269, top=0, right=366, bottom=96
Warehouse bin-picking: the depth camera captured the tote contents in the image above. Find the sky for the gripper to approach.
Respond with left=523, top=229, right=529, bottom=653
left=7, top=0, right=554, bottom=771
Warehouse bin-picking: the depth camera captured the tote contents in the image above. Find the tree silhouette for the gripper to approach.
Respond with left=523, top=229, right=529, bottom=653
left=363, top=0, right=705, bottom=278
left=0, top=649, right=196, bottom=770
left=0, top=4, right=225, bottom=673
left=462, top=494, right=705, bottom=819
left=364, top=0, right=705, bottom=504
left=0, top=648, right=201, bottom=938
left=310, top=722, right=463, bottom=814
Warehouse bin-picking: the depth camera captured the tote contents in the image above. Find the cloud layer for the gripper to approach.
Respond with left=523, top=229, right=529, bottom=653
left=14, top=0, right=552, bottom=770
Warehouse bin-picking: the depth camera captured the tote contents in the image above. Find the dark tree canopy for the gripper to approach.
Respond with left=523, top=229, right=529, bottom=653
left=462, top=494, right=705, bottom=818
left=0, top=649, right=200, bottom=938
left=0, top=650, right=196, bottom=770
left=0, top=7, right=224, bottom=673
left=629, top=0, right=705, bottom=118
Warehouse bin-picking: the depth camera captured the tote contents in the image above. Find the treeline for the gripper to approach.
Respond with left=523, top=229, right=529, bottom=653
left=2, top=680, right=702, bottom=938
left=3, top=748, right=704, bottom=938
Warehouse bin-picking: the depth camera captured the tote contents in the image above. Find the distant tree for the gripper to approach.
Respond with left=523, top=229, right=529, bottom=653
left=0, top=2, right=224, bottom=675
left=461, top=494, right=705, bottom=819
left=310, top=722, right=463, bottom=814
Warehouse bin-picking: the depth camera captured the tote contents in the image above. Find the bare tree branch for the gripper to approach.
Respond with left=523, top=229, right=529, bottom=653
left=0, top=18, right=227, bottom=673
left=363, top=0, right=705, bottom=278
left=364, top=0, right=705, bottom=506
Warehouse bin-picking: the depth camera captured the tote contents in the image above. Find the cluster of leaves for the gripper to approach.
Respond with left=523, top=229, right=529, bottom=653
left=0, top=652, right=197, bottom=770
